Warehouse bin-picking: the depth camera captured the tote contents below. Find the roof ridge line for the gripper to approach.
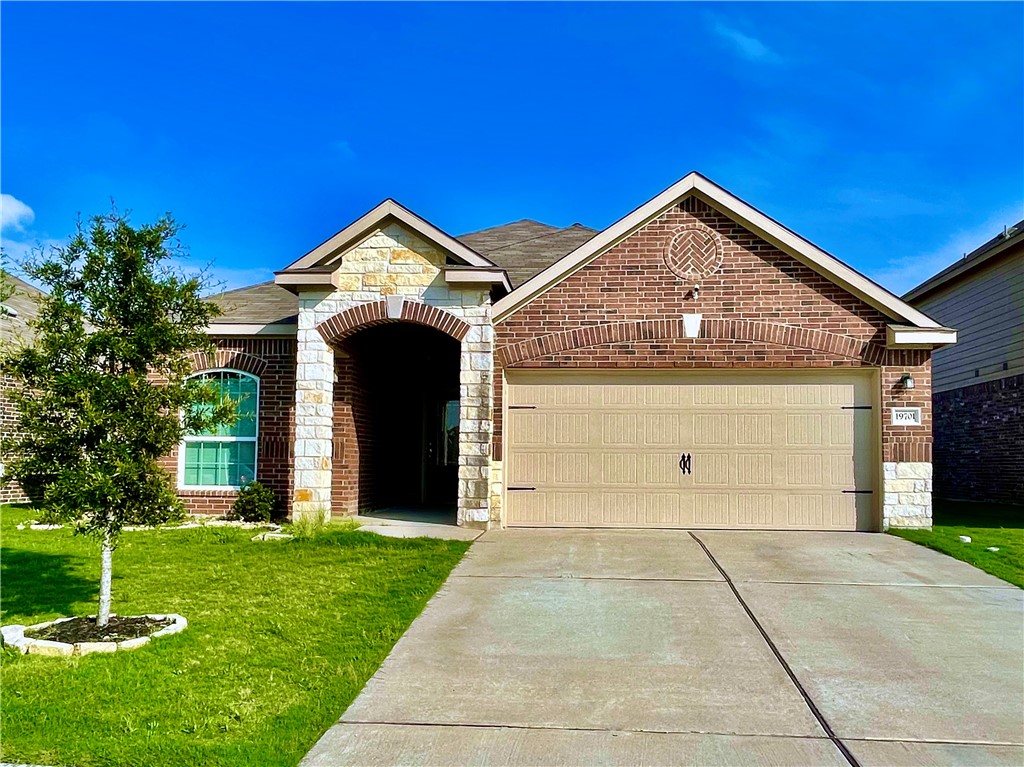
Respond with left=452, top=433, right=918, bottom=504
left=475, top=225, right=597, bottom=255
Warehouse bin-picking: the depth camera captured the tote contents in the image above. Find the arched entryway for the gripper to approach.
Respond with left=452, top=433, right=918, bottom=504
left=332, top=322, right=461, bottom=520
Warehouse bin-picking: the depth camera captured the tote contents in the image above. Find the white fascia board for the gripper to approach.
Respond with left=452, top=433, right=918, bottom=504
left=283, top=200, right=496, bottom=271
left=493, top=172, right=941, bottom=329
left=886, top=325, right=957, bottom=348
left=207, top=323, right=298, bottom=337
left=443, top=267, right=513, bottom=292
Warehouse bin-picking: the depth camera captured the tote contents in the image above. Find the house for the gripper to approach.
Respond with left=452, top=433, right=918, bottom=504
left=168, top=173, right=956, bottom=531
left=0, top=273, right=44, bottom=504
left=904, top=221, right=1023, bottom=506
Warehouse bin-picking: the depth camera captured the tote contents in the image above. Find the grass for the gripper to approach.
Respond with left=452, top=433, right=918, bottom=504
left=889, top=499, right=1024, bottom=588
left=0, top=505, right=470, bottom=767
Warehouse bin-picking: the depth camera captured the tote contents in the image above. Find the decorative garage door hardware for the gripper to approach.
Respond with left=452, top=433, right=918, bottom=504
left=678, top=453, right=692, bottom=475
left=841, top=405, right=873, bottom=410
left=507, top=486, right=537, bottom=491
left=842, top=490, right=874, bottom=494
left=508, top=405, right=536, bottom=410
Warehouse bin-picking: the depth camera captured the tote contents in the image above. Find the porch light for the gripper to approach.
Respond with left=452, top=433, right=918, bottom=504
left=899, top=373, right=915, bottom=390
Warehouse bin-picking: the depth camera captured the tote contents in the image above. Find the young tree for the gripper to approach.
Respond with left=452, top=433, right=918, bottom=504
left=0, top=211, right=234, bottom=626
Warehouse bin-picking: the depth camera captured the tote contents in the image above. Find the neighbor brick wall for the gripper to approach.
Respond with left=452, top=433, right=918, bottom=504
left=0, top=373, right=29, bottom=504
left=160, top=337, right=296, bottom=516
left=493, top=196, right=932, bottom=466
left=933, top=374, right=1023, bottom=504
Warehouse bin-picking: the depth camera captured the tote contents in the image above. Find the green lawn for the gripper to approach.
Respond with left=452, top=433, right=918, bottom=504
left=0, top=505, right=470, bottom=767
left=890, top=499, right=1024, bottom=588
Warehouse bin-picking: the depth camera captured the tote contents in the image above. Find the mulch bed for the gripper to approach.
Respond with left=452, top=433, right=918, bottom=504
left=26, top=616, right=172, bottom=643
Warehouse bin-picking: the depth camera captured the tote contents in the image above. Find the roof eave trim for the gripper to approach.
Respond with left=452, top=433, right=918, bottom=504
left=273, top=270, right=337, bottom=294
left=492, top=172, right=940, bottom=329
left=282, top=199, right=496, bottom=272
left=442, top=267, right=513, bottom=293
left=885, top=324, right=957, bottom=348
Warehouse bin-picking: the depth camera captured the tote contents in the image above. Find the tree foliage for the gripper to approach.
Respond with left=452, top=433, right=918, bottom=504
left=1, top=211, right=234, bottom=541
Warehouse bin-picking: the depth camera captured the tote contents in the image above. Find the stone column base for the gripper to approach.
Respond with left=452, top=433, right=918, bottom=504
left=883, top=462, right=933, bottom=530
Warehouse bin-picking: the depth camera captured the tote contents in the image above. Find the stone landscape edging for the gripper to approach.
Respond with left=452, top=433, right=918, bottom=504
left=1, top=613, right=188, bottom=657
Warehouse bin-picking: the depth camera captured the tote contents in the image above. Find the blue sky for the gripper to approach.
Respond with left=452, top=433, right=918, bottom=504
left=2, top=2, right=1022, bottom=295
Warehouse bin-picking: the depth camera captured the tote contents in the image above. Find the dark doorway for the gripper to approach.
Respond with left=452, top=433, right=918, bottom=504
left=335, top=323, right=460, bottom=517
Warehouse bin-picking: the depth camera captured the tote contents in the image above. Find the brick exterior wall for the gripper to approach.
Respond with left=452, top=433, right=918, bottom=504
left=933, top=374, right=1024, bottom=504
left=0, top=373, right=29, bottom=504
left=159, top=337, right=296, bottom=516
left=493, top=196, right=933, bottom=528
left=495, top=197, right=931, bottom=456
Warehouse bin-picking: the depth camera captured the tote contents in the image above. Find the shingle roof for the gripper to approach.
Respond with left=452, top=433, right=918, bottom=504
left=208, top=219, right=597, bottom=325
left=457, top=220, right=597, bottom=289
left=1, top=273, right=45, bottom=344
left=207, top=280, right=300, bottom=326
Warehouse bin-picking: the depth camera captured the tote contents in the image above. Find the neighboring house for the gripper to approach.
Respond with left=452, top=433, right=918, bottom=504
left=0, top=273, right=44, bottom=504
left=904, top=221, right=1023, bottom=506
left=169, top=172, right=955, bottom=532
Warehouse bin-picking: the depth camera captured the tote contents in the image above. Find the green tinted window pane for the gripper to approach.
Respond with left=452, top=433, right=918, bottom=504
left=189, top=372, right=259, bottom=438
left=182, top=439, right=256, bottom=487
left=230, top=442, right=257, bottom=486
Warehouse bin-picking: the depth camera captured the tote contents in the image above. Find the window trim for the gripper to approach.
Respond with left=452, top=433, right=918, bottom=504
left=177, top=368, right=260, bottom=491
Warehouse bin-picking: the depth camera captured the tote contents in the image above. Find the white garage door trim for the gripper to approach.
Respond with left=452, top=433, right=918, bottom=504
left=503, top=370, right=880, bottom=531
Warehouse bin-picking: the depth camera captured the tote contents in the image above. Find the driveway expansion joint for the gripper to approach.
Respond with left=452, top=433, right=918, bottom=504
left=689, top=532, right=862, bottom=767
left=338, top=719, right=843, bottom=741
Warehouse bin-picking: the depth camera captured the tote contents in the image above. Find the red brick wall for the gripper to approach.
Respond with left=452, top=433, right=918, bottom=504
left=332, top=350, right=378, bottom=515
left=933, top=374, right=1023, bottom=504
left=494, top=196, right=931, bottom=462
left=160, top=337, right=296, bottom=516
left=0, top=374, right=29, bottom=504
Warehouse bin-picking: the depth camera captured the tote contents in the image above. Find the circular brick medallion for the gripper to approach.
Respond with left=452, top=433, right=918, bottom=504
left=664, top=222, right=723, bottom=283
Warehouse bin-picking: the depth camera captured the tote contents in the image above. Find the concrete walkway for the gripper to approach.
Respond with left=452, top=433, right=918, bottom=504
left=303, top=530, right=1024, bottom=766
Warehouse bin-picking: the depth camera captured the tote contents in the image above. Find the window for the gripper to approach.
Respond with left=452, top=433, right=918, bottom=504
left=179, top=370, right=258, bottom=489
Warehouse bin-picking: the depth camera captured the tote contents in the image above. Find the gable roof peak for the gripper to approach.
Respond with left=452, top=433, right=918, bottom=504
left=492, top=171, right=942, bottom=330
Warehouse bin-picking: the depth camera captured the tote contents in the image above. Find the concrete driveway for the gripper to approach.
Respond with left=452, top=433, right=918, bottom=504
left=303, top=530, right=1023, bottom=766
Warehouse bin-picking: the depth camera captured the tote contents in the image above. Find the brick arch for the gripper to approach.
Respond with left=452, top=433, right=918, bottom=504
left=496, top=318, right=886, bottom=366
left=316, top=299, right=472, bottom=344
left=188, top=349, right=268, bottom=377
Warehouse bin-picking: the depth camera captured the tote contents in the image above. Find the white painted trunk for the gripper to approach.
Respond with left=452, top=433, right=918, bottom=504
left=97, top=532, right=113, bottom=627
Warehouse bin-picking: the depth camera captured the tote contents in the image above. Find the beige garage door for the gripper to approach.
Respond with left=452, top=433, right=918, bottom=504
left=504, top=372, right=876, bottom=531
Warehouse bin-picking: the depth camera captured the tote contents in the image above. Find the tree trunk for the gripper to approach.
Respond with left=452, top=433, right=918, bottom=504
left=98, top=532, right=113, bottom=627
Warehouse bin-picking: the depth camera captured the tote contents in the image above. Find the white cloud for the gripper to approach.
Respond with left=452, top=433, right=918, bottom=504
left=710, top=18, right=783, bottom=64
left=871, top=203, right=1024, bottom=295
left=1, top=194, right=35, bottom=233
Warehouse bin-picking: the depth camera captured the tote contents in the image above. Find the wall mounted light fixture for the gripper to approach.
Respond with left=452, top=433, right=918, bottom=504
left=899, top=373, right=915, bottom=390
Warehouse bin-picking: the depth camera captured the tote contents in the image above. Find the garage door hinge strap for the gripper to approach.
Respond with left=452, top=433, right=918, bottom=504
left=508, top=405, right=537, bottom=410
left=507, top=486, right=536, bottom=491
left=842, top=489, right=874, bottom=494
left=841, top=405, right=873, bottom=410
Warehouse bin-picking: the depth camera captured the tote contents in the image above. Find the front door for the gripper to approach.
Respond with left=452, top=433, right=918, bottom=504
left=422, top=397, right=459, bottom=506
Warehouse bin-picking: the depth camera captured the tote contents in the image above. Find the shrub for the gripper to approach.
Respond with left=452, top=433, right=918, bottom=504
left=232, top=482, right=278, bottom=523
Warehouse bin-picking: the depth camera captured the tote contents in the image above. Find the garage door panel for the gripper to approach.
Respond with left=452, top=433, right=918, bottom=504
left=735, top=414, right=772, bottom=445
left=506, top=373, right=875, bottom=531
left=509, top=451, right=549, bottom=484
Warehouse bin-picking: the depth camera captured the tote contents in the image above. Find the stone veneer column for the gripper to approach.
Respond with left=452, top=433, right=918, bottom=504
left=457, top=308, right=495, bottom=527
left=882, top=462, right=933, bottom=529
left=293, top=292, right=336, bottom=521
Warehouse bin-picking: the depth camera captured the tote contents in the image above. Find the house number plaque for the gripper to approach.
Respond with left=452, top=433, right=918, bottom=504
left=891, top=407, right=922, bottom=426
